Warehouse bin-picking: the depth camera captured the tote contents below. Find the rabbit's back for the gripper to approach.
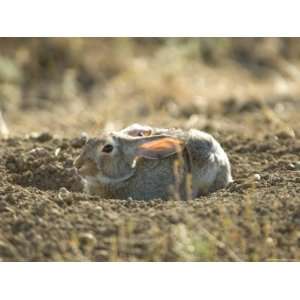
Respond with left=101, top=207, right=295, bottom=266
left=119, top=127, right=232, bottom=198
left=186, top=129, right=232, bottom=196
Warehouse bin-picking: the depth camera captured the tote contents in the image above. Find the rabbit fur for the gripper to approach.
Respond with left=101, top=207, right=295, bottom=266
left=74, top=124, right=232, bottom=200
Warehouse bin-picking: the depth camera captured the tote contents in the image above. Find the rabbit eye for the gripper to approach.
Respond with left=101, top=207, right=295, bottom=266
left=102, top=144, right=114, bottom=153
left=138, top=130, right=151, bottom=137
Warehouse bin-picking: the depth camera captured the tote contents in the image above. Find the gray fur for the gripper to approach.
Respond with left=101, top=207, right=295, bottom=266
left=74, top=124, right=232, bottom=200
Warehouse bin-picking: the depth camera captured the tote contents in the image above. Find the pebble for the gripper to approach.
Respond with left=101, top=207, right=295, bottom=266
left=29, top=147, right=47, bottom=156
left=71, top=133, right=88, bottom=148
left=266, top=237, right=274, bottom=246
left=54, top=148, right=61, bottom=157
left=79, top=233, right=97, bottom=247
left=276, top=130, right=295, bottom=139
left=37, top=132, right=53, bottom=142
left=29, top=132, right=53, bottom=142
left=253, top=174, right=261, bottom=181
left=49, top=208, right=61, bottom=216
left=287, top=163, right=295, bottom=170
left=58, top=187, right=71, bottom=201
left=95, top=206, right=103, bottom=212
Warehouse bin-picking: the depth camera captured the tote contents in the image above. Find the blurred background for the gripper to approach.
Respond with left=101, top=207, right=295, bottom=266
left=0, top=37, right=299, bottom=138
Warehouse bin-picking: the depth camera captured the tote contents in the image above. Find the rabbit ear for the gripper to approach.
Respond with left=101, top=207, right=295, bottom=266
left=122, top=124, right=153, bottom=137
left=136, top=137, right=185, bottom=159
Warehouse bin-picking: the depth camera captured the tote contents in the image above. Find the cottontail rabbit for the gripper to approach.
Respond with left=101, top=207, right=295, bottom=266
left=74, top=126, right=232, bottom=200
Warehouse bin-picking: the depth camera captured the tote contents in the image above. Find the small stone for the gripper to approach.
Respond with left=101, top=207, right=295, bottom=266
left=71, top=133, right=88, bottom=148
left=254, top=174, right=261, bottom=181
left=59, top=187, right=69, bottom=193
left=29, top=147, right=48, bottom=156
left=54, top=148, right=61, bottom=156
left=95, top=206, right=103, bottom=212
left=295, top=178, right=300, bottom=183
left=50, top=208, right=61, bottom=216
left=30, top=132, right=52, bottom=142
left=79, top=233, right=96, bottom=247
left=276, top=130, right=295, bottom=139
left=287, top=163, right=295, bottom=170
left=266, top=237, right=274, bottom=246
left=58, top=187, right=71, bottom=201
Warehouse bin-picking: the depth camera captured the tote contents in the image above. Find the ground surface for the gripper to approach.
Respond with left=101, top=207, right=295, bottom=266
left=0, top=38, right=299, bottom=261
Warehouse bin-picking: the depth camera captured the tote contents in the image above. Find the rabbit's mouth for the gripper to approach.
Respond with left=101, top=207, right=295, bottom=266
left=75, top=160, right=98, bottom=177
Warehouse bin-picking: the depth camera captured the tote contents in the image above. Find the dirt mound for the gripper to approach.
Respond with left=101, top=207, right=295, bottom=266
left=0, top=133, right=299, bottom=261
left=4, top=134, right=83, bottom=192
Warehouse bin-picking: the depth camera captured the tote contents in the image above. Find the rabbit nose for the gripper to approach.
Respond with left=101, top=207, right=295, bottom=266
left=74, top=155, right=98, bottom=177
left=76, top=160, right=98, bottom=176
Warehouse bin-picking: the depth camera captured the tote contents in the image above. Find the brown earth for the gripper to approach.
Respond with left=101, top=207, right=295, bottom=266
left=0, top=38, right=299, bottom=261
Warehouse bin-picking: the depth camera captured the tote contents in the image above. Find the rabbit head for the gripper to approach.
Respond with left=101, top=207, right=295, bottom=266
left=74, top=132, right=186, bottom=186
